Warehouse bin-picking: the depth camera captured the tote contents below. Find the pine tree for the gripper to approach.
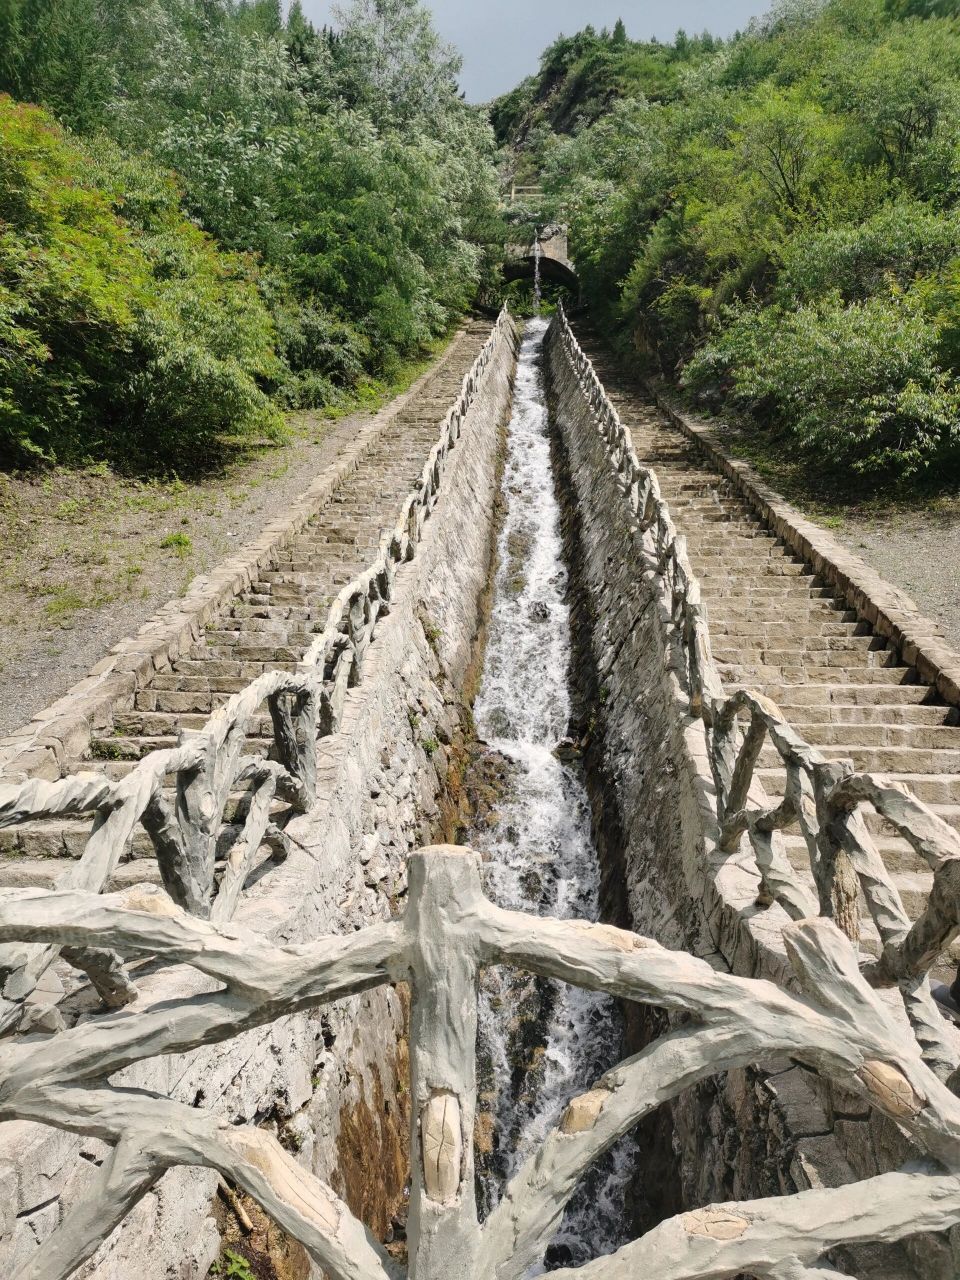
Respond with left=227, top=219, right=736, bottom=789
left=612, top=17, right=627, bottom=46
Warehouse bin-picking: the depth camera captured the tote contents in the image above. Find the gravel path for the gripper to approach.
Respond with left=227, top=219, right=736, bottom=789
left=834, top=503, right=960, bottom=652
left=0, top=405, right=394, bottom=736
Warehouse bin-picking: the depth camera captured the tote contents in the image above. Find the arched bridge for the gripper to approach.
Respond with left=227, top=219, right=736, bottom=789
left=504, top=223, right=580, bottom=294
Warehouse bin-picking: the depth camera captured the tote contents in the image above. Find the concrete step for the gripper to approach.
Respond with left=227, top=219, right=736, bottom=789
left=757, top=742, right=960, bottom=774
left=758, top=767, right=960, bottom=805
left=789, top=723, right=960, bottom=750
left=0, top=857, right=163, bottom=891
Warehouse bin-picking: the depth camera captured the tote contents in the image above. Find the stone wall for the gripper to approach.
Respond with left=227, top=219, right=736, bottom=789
left=544, top=318, right=945, bottom=1278
left=0, top=318, right=520, bottom=1279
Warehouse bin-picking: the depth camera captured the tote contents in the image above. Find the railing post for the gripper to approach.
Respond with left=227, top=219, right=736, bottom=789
left=405, top=846, right=482, bottom=1280
left=814, top=760, right=861, bottom=944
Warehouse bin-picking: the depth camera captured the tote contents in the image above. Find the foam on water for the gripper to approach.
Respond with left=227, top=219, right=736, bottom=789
left=473, top=318, right=636, bottom=1271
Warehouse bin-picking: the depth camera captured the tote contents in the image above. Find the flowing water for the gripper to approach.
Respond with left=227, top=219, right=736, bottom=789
left=471, top=318, right=635, bottom=1270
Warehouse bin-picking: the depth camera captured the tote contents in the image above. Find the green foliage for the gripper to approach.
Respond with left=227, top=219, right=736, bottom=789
left=210, top=1249, right=256, bottom=1280
left=0, top=96, right=281, bottom=469
left=515, top=0, right=960, bottom=484
left=685, top=293, right=960, bottom=476
left=0, top=0, right=503, bottom=472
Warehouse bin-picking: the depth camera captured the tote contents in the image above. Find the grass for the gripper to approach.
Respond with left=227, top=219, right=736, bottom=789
left=159, top=531, right=193, bottom=557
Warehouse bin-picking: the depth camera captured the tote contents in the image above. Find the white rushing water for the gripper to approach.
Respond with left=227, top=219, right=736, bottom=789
left=472, top=318, right=635, bottom=1271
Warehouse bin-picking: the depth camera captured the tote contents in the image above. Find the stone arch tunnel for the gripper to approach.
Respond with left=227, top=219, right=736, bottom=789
left=503, top=223, right=580, bottom=295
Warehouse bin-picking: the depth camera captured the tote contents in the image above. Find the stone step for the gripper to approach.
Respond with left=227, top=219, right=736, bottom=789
left=87, top=734, right=274, bottom=763
left=758, top=767, right=960, bottom=805
left=702, top=584, right=836, bottom=600
left=715, top=637, right=882, bottom=660
left=734, top=682, right=934, bottom=707
left=692, top=560, right=812, bottom=580
left=0, top=819, right=153, bottom=860
left=780, top=833, right=930, bottom=878
left=197, top=644, right=304, bottom=664
left=771, top=702, right=953, bottom=727
left=789, top=723, right=960, bottom=750
left=722, top=664, right=917, bottom=686
left=115, top=711, right=274, bottom=738
left=864, top=804, right=960, bottom=837
left=757, top=742, right=960, bottom=774
left=710, top=620, right=862, bottom=641
left=0, top=857, right=163, bottom=891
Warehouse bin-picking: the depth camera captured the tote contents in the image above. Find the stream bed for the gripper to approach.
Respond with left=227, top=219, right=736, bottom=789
left=470, top=317, right=636, bottom=1270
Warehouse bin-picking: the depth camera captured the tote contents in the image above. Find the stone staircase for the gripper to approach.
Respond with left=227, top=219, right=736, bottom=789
left=0, top=321, right=493, bottom=888
left=577, top=334, right=960, bottom=982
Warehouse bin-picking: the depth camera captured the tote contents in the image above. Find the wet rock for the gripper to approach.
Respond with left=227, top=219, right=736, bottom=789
left=553, top=736, right=582, bottom=761
left=529, top=601, right=550, bottom=623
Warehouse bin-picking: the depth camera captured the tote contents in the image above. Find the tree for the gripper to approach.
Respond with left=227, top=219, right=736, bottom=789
left=331, top=0, right=462, bottom=127
left=612, top=17, right=627, bottom=46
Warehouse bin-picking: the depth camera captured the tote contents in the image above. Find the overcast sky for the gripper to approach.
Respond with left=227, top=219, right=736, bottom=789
left=297, top=1, right=775, bottom=101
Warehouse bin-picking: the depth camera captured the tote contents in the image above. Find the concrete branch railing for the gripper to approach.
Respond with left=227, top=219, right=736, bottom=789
left=555, top=303, right=960, bottom=1087
left=0, top=845, right=959, bottom=1280
left=0, top=307, right=513, bottom=1035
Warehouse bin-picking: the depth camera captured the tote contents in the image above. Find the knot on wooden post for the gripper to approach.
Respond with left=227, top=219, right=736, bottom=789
left=559, top=1087, right=610, bottom=1135
left=858, top=1060, right=925, bottom=1119
left=420, top=1090, right=463, bottom=1204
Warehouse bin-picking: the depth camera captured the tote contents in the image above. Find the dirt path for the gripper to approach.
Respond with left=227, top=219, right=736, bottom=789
left=0, top=335, right=463, bottom=736
left=831, top=501, right=960, bottom=652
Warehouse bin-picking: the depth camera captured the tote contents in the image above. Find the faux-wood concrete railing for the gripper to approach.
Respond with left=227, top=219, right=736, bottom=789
left=0, top=845, right=959, bottom=1279
left=555, top=302, right=960, bottom=1090
left=0, top=307, right=513, bottom=1035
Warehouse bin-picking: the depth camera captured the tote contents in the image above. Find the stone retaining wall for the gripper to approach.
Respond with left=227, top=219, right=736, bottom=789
left=0, top=317, right=520, bottom=1279
left=544, top=320, right=950, bottom=1278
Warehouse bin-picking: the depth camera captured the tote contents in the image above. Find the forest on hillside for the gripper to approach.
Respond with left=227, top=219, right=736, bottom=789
left=499, top=0, right=960, bottom=485
left=0, top=0, right=503, bottom=471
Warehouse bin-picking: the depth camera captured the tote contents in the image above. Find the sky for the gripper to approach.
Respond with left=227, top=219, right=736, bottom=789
left=298, top=1, right=775, bottom=102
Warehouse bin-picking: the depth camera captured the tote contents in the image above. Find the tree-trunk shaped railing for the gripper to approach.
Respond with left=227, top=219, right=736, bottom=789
left=0, top=308, right=514, bottom=1034
left=0, top=846, right=958, bottom=1279
left=554, top=303, right=960, bottom=1087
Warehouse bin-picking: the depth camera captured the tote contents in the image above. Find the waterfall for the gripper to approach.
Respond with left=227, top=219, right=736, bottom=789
left=471, top=318, right=636, bottom=1271
left=532, top=234, right=543, bottom=314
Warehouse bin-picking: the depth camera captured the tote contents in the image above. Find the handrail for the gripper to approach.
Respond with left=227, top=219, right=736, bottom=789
left=0, top=307, right=514, bottom=1032
left=0, top=846, right=958, bottom=1279
left=555, top=302, right=960, bottom=1084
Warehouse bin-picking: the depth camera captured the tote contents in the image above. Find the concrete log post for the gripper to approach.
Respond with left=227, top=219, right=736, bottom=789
left=405, top=847, right=482, bottom=1280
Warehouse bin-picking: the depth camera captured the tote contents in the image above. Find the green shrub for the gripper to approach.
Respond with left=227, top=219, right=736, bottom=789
left=0, top=97, right=282, bottom=470
left=780, top=201, right=960, bottom=301
left=684, top=292, right=960, bottom=476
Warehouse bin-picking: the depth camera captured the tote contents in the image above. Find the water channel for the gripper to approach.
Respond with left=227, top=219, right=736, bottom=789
left=470, top=317, right=635, bottom=1270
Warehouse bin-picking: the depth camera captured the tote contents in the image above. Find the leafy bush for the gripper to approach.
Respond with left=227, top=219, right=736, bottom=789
left=780, top=201, right=960, bottom=301
left=0, top=96, right=282, bottom=470
left=684, top=292, right=960, bottom=476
